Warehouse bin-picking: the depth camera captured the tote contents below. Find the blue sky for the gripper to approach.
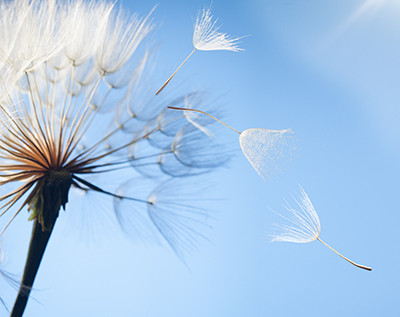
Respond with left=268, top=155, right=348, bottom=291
left=3, top=0, right=400, bottom=316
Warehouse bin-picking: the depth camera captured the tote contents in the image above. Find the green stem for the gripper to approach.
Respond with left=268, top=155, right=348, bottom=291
left=11, top=220, right=55, bottom=317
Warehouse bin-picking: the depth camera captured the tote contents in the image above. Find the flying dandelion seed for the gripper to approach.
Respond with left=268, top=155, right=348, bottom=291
left=271, top=187, right=372, bottom=271
left=0, top=1, right=227, bottom=315
left=155, top=5, right=243, bottom=95
left=167, top=107, right=292, bottom=179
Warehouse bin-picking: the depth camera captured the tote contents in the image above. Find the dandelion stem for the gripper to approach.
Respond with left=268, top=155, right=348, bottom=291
left=317, top=237, right=371, bottom=271
left=156, top=48, right=197, bottom=95
left=167, top=106, right=241, bottom=134
left=11, top=220, right=54, bottom=317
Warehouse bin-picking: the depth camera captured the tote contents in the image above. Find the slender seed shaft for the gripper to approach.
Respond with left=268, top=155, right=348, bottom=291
left=317, top=237, right=372, bottom=271
left=156, top=48, right=197, bottom=95
left=167, top=106, right=242, bottom=134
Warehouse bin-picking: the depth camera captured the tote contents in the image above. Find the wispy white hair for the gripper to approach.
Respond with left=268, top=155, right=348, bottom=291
left=193, top=6, right=242, bottom=51
left=271, top=187, right=321, bottom=243
left=239, top=128, right=293, bottom=179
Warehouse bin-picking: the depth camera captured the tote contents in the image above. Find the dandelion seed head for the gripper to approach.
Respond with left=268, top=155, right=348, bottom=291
left=0, top=0, right=224, bottom=256
left=271, top=187, right=321, bottom=243
left=193, top=6, right=243, bottom=52
left=239, top=128, right=293, bottom=179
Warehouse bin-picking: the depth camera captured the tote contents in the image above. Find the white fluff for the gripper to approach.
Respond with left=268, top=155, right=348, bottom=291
left=61, top=0, right=114, bottom=66
left=193, top=6, right=242, bottom=51
left=239, top=128, right=292, bottom=179
left=0, top=0, right=68, bottom=74
left=271, top=187, right=321, bottom=243
left=95, top=7, right=154, bottom=73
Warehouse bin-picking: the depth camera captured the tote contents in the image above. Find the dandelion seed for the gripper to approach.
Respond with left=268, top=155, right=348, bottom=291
left=271, top=187, right=372, bottom=271
left=0, top=1, right=226, bottom=315
left=155, top=6, right=242, bottom=95
left=115, top=177, right=214, bottom=259
left=168, top=107, right=292, bottom=179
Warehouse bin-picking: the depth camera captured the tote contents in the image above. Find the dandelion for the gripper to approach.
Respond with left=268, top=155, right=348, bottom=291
left=271, top=187, right=372, bottom=271
left=155, top=5, right=243, bottom=95
left=167, top=107, right=292, bottom=179
left=0, top=1, right=226, bottom=315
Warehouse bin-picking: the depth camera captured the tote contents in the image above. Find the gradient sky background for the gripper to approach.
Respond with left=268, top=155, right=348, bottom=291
left=2, top=0, right=400, bottom=316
